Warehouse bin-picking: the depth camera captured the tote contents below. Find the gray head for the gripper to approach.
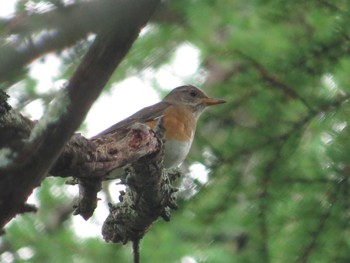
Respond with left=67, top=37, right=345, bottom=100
left=163, top=85, right=225, bottom=116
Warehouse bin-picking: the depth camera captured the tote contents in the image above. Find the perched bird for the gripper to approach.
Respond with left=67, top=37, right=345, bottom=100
left=93, top=85, right=225, bottom=168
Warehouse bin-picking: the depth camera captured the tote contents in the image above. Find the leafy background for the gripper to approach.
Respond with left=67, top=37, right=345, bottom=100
left=2, top=0, right=350, bottom=262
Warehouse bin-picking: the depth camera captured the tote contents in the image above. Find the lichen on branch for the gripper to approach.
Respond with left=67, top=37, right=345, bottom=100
left=101, top=139, right=179, bottom=244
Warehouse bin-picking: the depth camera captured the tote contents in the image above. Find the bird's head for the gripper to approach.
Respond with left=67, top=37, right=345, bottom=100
left=163, top=85, right=225, bottom=117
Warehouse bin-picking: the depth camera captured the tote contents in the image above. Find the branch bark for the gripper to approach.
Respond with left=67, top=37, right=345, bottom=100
left=59, top=124, right=162, bottom=220
left=0, top=0, right=160, bottom=229
left=0, top=0, right=182, bottom=85
left=102, top=142, right=179, bottom=245
left=51, top=124, right=161, bottom=179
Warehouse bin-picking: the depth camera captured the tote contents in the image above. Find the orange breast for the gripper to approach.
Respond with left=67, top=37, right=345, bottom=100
left=145, top=105, right=196, bottom=142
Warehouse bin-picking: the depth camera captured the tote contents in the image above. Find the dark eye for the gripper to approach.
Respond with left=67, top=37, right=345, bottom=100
left=190, top=91, right=197, bottom=97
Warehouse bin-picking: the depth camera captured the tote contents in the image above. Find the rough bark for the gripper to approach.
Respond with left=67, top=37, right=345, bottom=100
left=51, top=124, right=161, bottom=179
left=61, top=124, right=163, bottom=220
left=0, top=2, right=181, bottom=261
left=0, top=0, right=161, bottom=229
left=102, top=142, right=180, bottom=244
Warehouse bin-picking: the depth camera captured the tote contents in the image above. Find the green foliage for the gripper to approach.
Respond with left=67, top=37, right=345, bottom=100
left=3, top=0, right=350, bottom=262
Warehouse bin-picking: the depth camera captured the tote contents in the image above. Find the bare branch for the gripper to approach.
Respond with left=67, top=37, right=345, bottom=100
left=51, top=124, right=161, bottom=179
left=0, top=0, right=160, bottom=229
left=101, top=143, right=179, bottom=244
left=0, top=103, right=163, bottom=222
left=72, top=178, right=102, bottom=221
left=63, top=124, right=162, bottom=220
left=0, top=0, right=182, bottom=85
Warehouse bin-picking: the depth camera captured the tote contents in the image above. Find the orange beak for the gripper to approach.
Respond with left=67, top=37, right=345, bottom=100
left=200, top=97, right=226, bottom=106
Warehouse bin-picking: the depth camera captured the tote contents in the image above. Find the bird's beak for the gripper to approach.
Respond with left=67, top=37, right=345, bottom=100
left=200, top=97, right=226, bottom=106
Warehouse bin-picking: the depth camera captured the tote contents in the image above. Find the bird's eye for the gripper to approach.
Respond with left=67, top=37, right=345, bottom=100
left=190, top=91, right=197, bottom=97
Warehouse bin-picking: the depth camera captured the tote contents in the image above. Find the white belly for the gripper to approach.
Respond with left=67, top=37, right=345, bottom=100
left=107, top=137, right=193, bottom=179
left=163, top=139, right=193, bottom=168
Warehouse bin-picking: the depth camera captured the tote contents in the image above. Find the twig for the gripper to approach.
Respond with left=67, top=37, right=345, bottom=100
left=72, top=178, right=102, bottom=220
left=236, top=50, right=315, bottom=113
left=295, top=181, right=341, bottom=263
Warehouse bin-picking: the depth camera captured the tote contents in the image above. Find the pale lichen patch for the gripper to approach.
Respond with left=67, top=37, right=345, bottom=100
left=28, top=89, right=70, bottom=142
left=0, top=148, right=17, bottom=168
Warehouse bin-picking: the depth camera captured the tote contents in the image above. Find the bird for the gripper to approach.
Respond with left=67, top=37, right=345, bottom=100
left=92, top=85, right=225, bottom=169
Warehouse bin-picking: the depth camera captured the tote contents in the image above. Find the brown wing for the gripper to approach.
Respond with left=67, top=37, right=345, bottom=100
left=90, top=101, right=171, bottom=139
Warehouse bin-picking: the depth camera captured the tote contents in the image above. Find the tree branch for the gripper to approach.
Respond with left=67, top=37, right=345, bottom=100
left=1, top=0, right=98, bottom=84
left=0, top=101, right=163, bottom=221
left=63, top=124, right=162, bottom=220
left=296, top=182, right=341, bottom=263
left=235, top=50, right=315, bottom=112
left=0, top=0, right=160, bottom=229
left=0, top=0, right=182, bottom=85
left=51, top=124, right=161, bottom=179
left=101, top=140, right=179, bottom=244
